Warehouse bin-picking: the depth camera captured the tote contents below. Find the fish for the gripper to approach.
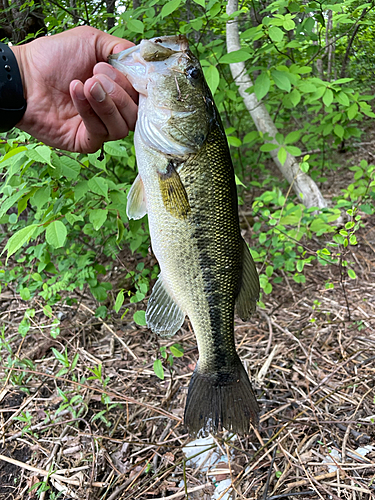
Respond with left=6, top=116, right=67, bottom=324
left=110, top=35, right=260, bottom=436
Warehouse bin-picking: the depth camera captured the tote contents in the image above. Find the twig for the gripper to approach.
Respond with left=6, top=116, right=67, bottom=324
left=151, top=483, right=212, bottom=500
left=79, top=303, right=138, bottom=360
left=5, top=367, right=181, bottom=422
left=0, top=454, right=106, bottom=487
left=40, top=425, right=70, bottom=500
left=268, top=492, right=317, bottom=500
left=262, top=447, right=277, bottom=500
left=257, top=344, right=279, bottom=383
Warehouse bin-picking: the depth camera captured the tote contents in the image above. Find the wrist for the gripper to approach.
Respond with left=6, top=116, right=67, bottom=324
left=0, top=43, right=27, bottom=133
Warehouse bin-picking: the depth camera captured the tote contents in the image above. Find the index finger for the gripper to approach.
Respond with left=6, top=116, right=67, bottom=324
left=93, top=62, right=138, bottom=104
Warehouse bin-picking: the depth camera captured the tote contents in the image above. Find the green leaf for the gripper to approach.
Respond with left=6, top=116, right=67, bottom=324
left=299, top=81, right=317, bottom=93
left=88, top=177, right=108, bottom=199
left=128, top=19, right=144, bottom=33
left=18, top=318, right=30, bottom=336
left=2, top=224, right=38, bottom=260
left=259, top=232, right=267, bottom=244
left=311, top=86, right=326, bottom=101
left=116, top=218, right=125, bottom=243
left=323, top=88, right=333, bottom=107
left=65, top=213, right=84, bottom=225
left=265, top=265, right=274, bottom=277
left=220, top=50, right=251, bottom=64
left=153, top=359, right=164, bottom=380
left=170, top=343, right=184, bottom=357
left=269, top=26, right=283, bottom=42
left=161, top=0, right=181, bottom=18
left=243, top=131, right=259, bottom=144
left=114, top=290, right=124, bottom=313
left=271, top=70, right=291, bottom=92
left=296, top=260, right=305, bottom=272
left=235, top=174, right=246, bottom=187
left=334, top=124, right=345, bottom=139
left=0, top=146, right=27, bottom=165
left=192, top=0, right=205, bottom=6
left=27, top=145, right=52, bottom=166
left=278, top=147, right=287, bottom=165
left=46, top=221, right=67, bottom=248
left=30, top=186, right=51, bottom=210
left=74, top=181, right=89, bottom=201
left=91, top=285, right=108, bottom=302
left=59, top=156, right=81, bottom=180
left=0, top=186, right=29, bottom=219
left=347, top=103, right=358, bottom=120
left=89, top=209, right=108, bottom=231
left=260, top=143, right=278, bottom=152
left=289, top=89, right=301, bottom=107
left=203, top=65, right=220, bottom=94
left=227, top=136, right=242, bottom=147
left=133, top=310, right=146, bottom=326
left=104, top=141, right=128, bottom=157
left=285, top=131, right=301, bottom=144
left=283, top=19, right=295, bottom=30
left=43, top=305, right=53, bottom=318
left=304, top=17, right=314, bottom=34
left=295, top=66, right=312, bottom=74
left=254, top=72, right=270, bottom=100
left=20, top=287, right=31, bottom=301
left=336, top=91, right=350, bottom=107
left=285, top=145, right=302, bottom=156
left=348, top=269, right=356, bottom=279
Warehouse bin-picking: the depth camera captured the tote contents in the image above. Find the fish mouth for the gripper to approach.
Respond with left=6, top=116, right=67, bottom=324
left=109, top=36, right=189, bottom=95
left=144, top=35, right=189, bottom=53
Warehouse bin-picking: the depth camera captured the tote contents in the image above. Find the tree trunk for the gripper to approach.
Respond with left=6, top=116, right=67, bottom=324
left=326, top=10, right=333, bottom=81
left=1, top=0, right=46, bottom=44
left=339, top=7, right=368, bottom=79
left=106, top=0, right=116, bottom=31
left=226, top=0, right=327, bottom=209
left=70, top=0, right=79, bottom=25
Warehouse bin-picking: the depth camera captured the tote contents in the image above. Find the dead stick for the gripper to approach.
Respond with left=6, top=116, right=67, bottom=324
left=0, top=454, right=106, bottom=487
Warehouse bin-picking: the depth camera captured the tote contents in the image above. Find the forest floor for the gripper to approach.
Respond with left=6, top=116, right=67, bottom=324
left=1, top=153, right=375, bottom=500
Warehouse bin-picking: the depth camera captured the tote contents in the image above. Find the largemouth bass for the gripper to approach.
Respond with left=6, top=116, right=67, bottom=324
left=110, top=35, right=260, bottom=435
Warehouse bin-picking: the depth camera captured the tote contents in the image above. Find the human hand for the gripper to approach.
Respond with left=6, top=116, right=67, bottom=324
left=11, top=26, right=138, bottom=153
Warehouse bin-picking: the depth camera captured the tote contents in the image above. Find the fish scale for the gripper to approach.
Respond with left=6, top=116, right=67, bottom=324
left=110, top=35, right=260, bottom=435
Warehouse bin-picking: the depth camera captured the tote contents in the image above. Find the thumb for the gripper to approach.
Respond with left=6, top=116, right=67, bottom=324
left=94, top=30, right=135, bottom=61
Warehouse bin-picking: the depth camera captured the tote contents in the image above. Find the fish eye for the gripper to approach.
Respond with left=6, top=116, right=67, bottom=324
left=186, top=66, right=200, bottom=80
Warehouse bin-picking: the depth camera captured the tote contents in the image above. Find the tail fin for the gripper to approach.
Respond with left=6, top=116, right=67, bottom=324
left=184, top=357, right=259, bottom=436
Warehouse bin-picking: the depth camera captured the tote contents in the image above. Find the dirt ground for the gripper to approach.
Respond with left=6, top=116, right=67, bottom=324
left=0, top=161, right=375, bottom=499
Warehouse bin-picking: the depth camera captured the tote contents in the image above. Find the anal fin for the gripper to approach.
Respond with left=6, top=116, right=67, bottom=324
left=146, top=274, right=185, bottom=337
left=127, top=174, right=147, bottom=220
left=236, top=238, right=260, bottom=321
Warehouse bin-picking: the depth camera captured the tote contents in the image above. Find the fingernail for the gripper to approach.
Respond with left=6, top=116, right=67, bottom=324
left=73, top=81, right=86, bottom=101
left=90, top=81, right=106, bottom=102
left=97, top=75, right=114, bottom=94
left=99, top=65, right=116, bottom=80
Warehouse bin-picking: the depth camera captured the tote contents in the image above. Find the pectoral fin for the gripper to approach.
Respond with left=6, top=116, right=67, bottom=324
left=236, top=239, right=260, bottom=321
left=146, top=274, right=185, bottom=337
left=127, top=174, right=147, bottom=220
left=158, top=161, right=191, bottom=219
